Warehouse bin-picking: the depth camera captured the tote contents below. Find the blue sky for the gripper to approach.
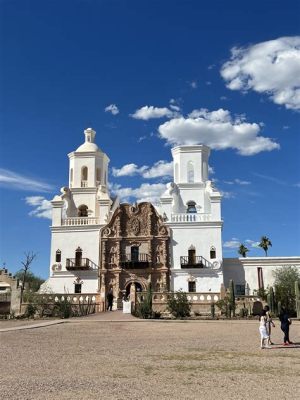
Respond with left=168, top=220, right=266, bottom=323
left=0, top=0, right=299, bottom=279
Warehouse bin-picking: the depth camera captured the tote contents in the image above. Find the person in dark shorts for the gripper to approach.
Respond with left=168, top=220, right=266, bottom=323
left=279, top=307, right=293, bottom=345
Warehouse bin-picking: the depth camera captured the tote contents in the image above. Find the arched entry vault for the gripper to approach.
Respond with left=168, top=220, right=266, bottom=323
left=125, top=280, right=145, bottom=297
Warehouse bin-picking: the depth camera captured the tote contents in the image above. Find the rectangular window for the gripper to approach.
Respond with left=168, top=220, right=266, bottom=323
left=235, top=285, right=245, bottom=295
left=74, top=284, right=82, bottom=294
left=188, top=281, right=196, bottom=292
left=131, top=246, right=139, bottom=262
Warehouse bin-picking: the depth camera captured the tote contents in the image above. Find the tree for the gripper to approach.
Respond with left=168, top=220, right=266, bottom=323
left=238, top=244, right=249, bottom=258
left=259, top=236, right=272, bottom=256
left=273, top=266, right=300, bottom=315
left=15, top=270, right=44, bottom=293
left=19, top=252, right=37, bottom=303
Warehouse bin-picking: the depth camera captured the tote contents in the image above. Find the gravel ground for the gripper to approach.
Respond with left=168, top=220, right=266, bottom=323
left=1, top=319, right=299, bottom=400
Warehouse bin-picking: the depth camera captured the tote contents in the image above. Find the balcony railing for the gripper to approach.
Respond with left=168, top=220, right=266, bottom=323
left=171, top=213, right=211, bottom=223
left=120, top=253, right=150, bottom=269
left=66, top=258, right=98, bottom=271
left=62, top=217, right=100, bottom=226
left=180, top=256, right=212, bottom=268
left=81, top=180, right=88, bottom=188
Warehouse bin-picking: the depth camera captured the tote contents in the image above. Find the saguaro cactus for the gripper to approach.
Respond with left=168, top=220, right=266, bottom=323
left=211, top=302, right=215, bottom=319
left=269, top=286, right=275, bottom=314
left=295, top=280, right=300, bottom=319
left=228, top=279, right=236, bottom=317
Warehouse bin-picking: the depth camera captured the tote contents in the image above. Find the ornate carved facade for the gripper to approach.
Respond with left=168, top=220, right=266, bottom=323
left=99, top=202, right=170, bottom=305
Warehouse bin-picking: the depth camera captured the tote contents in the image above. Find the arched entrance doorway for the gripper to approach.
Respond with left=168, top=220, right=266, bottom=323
left=125, top=281, right=143, bottom=297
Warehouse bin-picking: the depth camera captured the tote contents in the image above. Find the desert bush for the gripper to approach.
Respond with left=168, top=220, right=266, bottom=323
left=167, top=290, right=191, bottom=318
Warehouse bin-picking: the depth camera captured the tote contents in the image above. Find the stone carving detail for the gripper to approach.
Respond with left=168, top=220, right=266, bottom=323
left=129, top=217, right=140, bottom=236
left=100, top=202, right=170, bottom=295
left=103, top=227, right=111, bottom=237
left=52, top=263, right=62, bottom=272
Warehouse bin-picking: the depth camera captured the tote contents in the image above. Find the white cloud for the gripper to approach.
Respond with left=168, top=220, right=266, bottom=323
left=220, top=96, right=228, bottom=101
left=223, top=238, right=240, bottom=248
left=104, top=104, right=119, bottom=115
left=112, top=163, right=147, bottom=177
left=112, top=160, right=173, bottom=179
left=25, top=196, right=52, bottom=219
left=0, top=168, right=54, bottom=192
left=158, top=108, right=279, bottom=156
left=245, top=239, right=260, bottom=248
left=220, top=190, right=235, bottom=199
left=189, top=81, right=198, bottom=89
left=111, top=183, right=166, bottom=203
left=294, top=183, right=300, bottom=188
left=224, top=178, right=251, bottom=185
left=224, top=238, right=260, bottom=249
left=142, top=161, right=173, bottom=179
left=131, top=106, right=178, bottom=120
left=221, top=36, right=300, bottom=110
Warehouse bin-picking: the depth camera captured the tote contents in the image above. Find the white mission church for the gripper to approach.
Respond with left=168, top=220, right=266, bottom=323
left=40, top=128, right=300, bottom=308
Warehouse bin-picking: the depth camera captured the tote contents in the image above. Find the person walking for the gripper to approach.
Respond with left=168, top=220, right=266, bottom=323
left=279, top=307, right=293, bottom=345
left=106, top=289, right=114, bottom=311
left=259, top=309, right=271, bottom=349
left=264, top=305, right=275, bottom=345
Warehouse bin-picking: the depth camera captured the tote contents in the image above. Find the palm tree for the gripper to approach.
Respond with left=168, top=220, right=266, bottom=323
left=238, top=244, right=249, bottom=258
left=259, top=236, right=272, bottom=256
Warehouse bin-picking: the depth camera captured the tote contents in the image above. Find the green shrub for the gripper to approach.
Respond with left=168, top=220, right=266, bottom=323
left=25, top=303, right=37, bottom=318
left=167, top=290, right=191, bottom=318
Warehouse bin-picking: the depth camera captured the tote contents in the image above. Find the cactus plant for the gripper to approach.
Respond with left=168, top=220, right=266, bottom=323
left=295, top=280, right=300, bottom=319
left=269, top=286, right=275, bottom=314
left=277, top=301, right=282, bottom=317
left=228, top=279, right=236, bottom=317
left=211, top=302, right=215, bottom=319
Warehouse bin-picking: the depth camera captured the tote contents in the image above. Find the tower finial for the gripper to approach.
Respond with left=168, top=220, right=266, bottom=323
left=84, top=127, right=96, bottom=143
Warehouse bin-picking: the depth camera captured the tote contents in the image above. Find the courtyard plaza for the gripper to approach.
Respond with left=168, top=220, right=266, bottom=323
left=0, top=312, right=299, bottom=400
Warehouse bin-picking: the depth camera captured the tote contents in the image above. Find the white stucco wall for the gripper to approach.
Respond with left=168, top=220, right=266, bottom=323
left=223, top=257, right=300, bottom=294
left=41, top=271, right=98, bottom=294
left=50, top=227, right=101, bottom=274
left=172, top=269, right=223, bottom=292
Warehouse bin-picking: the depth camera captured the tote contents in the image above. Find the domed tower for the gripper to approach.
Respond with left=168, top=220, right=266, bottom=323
left=47, top=128, right=115, bottom=295
left=158, top=144, right=224, bottom=294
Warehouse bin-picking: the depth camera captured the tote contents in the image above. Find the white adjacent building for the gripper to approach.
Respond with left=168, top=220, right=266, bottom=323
left=41, top=128, right=300, bottom=299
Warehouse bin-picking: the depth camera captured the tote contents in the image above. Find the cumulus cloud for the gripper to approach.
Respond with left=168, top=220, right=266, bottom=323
left=112, top=164, right=147, bottom=177
left=0, top=168, right=54, bottom=192
left=223, top=238, right=240, bottom=248
left=112, top=161, right=173, bottom=179
left=221, top=36, right=300, bottom=110
left=131, top=106, right=178, bottom=120
left=223, top=238, right=260, bottom=249
left=111, top=183, right=166, bottom=203
left=104, top=104, right=119, bottom=115
left=158, top=108, right=279, bottom=156
left=25, top=196, right=52, bottom=219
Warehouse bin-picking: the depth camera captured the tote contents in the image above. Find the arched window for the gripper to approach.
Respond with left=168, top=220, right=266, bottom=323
left=210, top=247, right=216, bottom=259
left=78, top=204, right=88, bottom=217
left=81, top=166, right=88, bottom=181
left=187, top=161, right=194, bottom=183
left=175, top=163, right=179, bottom=182
left=55, top=250, right=61, bottom=263
left=187, top=201, right=197, bottom=213
left=96, top=168, right=101, bottom=182
left=70, top=168, right=73, bottom=186
left=75, top=247, right=82, bottom=267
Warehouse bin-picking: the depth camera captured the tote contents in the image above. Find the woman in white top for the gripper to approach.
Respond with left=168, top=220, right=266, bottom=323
left=259, top=310, right=271, bottom=349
